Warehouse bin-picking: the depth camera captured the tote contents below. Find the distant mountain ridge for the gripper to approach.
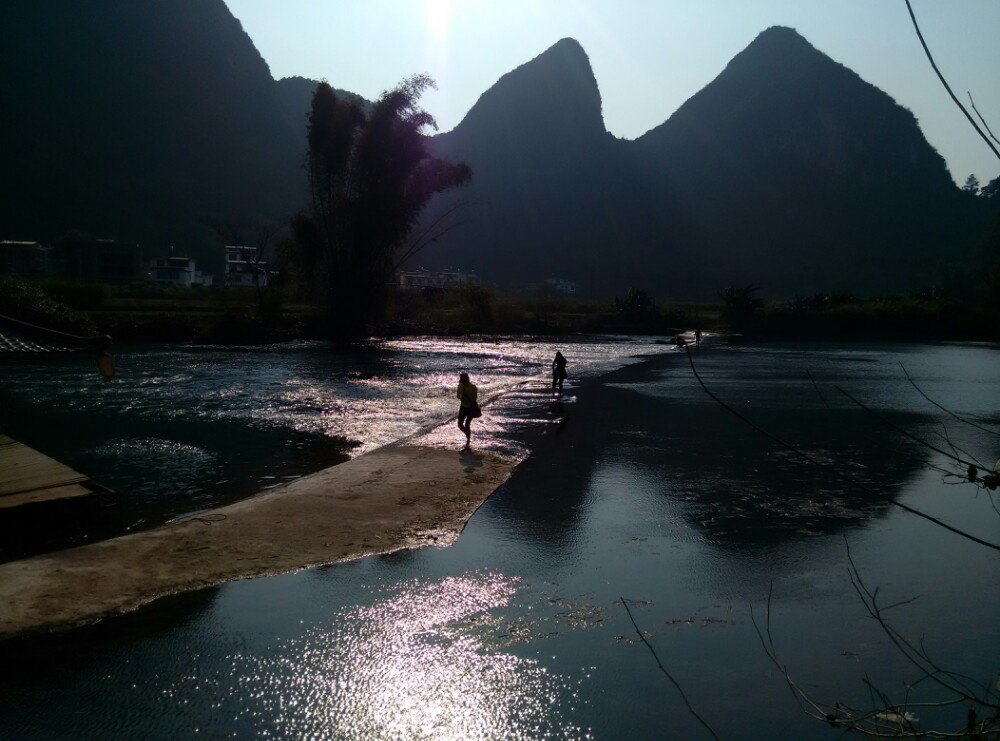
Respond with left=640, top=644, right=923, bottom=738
left=0, top=5, right=990, bottom=295
left=0, top=0, right=312, bottom=265
left=426, top=38, right=639, bottom=289
left=426, top=26, right=990, bottom=296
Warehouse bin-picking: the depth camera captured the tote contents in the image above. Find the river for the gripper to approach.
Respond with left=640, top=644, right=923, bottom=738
left=0, top=338, right=998, bottom=738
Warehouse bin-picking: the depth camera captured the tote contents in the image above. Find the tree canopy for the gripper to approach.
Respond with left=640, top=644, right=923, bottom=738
left=293, top=76, right=471, bottom=341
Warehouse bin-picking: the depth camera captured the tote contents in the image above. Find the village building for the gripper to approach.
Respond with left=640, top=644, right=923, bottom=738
left=396, top=269, right=479, bottom=291
left=148, top=255, right=213, bottom=287
left=0, top=240, right=54, bottom=277
left=544, top=277, right=578, bottom=295
left=224, top=245, right=269, bottom=288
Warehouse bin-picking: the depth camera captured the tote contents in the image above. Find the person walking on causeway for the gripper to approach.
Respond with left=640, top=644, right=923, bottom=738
left=552, top=351, right=568, bottom=392
left=456, top=372, right=480, bottom=448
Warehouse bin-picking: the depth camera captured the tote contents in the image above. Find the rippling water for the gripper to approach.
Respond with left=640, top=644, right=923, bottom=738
left=1, top=339, right=998, bottom=739
left=0, top=336, right=665, bottom=536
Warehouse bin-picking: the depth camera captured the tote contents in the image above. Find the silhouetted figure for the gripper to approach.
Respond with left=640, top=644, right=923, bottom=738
left=695, top=329, right=702, bottom=345
left=551, top=351, right=568, bottom=392
left=456, top=372, right=480, bottom=448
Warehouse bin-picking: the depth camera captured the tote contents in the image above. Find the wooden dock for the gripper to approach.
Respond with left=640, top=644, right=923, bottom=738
left=0, top=435, right=106, bottom=509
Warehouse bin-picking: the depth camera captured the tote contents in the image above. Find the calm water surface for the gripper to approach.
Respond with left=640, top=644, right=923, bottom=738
left=0, top=338, right=998, bottom=739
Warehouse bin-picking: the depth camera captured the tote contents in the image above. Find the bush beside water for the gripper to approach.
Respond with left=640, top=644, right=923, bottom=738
left=0, top=276, right=97, bottom=335
left=722, top=286, right=999, bottom=340
left=3, top=275, right=996, bottom=344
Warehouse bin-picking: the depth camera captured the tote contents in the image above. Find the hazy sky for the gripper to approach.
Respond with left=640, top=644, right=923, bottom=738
left=226, top=0, right=1000, bottom=186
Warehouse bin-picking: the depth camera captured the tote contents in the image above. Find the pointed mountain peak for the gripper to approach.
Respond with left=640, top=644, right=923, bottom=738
left=723, top=25, right=829, bottom=81
left=541, top=36, right=590, bottom=60
left=635, top=24, right=952, bottom=194
left=518, top=37, right=596, bottom=91
left=753, top=25, right=812, bottom=46
left=447, top=37, right=607, bottom=144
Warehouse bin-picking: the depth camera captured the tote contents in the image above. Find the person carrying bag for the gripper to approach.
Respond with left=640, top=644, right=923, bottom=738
left=456, top=373, right=480, bottom=447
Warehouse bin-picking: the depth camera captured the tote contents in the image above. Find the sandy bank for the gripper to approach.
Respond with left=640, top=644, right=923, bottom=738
left=0, top=444, right=514, bottom=639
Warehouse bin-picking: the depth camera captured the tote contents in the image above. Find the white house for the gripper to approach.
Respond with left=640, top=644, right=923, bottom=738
left=224, top=245, right=269, bottom=288
left=149, top=255, right=212, bottom=287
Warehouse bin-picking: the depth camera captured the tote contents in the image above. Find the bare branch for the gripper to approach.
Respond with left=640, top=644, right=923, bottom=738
left=834, top=385, right=993, bottom=475
left=844, top=537, right=1000, bottom=712
left=968, top=92, right=1000, bottom=147
left=684, top=346, right=1000, bottom=551
left=392, top=197, right=481, bottom=273
left=900, top=362, right=1000, bottom=438
left=619, top=597, right=720, bottom=739
left=751, top=564, right=1000, bottom=737
left=902, top=0, right=1000, bottom=161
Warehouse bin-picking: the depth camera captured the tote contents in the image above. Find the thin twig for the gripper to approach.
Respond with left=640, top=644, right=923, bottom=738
left=834, top=386, right=993, bottom=475
left=753, top=570, right=1000, bottom=737
left=807, top=371, right=961, bottom=480
left=807, top=369, right=833, bottom=411
left=968, top=92, right=1000, bottom=147
left=684, top=347, right=1000, bottom=552
left=935, top=423, right=986, bottom=469
left=619, top=597, right=720, bottom=739
left=844, top=537, right=1000, bottom=711
left=900, top=362, right=1000, bottom=438
left=902, top=0, right=1000, bottom=161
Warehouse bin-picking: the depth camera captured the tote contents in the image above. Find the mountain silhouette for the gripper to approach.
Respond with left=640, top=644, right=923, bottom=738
left=0, top=6, right=990, bottom=296
left=426, top=29, right=991, bottom=296
left=630, top=26, right=984, bottom=295
left=428, top=38, right=642, bottom=289
left=0, top=0, right=306, bottom=261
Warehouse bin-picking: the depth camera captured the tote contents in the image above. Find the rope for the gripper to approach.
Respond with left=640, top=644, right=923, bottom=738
left=0, top=312, right=110, bottom=353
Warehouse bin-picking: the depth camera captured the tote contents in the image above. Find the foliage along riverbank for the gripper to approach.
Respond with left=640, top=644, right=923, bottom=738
left=720, top=285, right=1000, bottom=342
left=3, top=275, right=998, bottom=345
left=0, top=277, right=714, bottom=344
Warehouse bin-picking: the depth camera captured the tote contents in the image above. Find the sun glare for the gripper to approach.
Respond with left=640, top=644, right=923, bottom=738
left=424, top=0, right=453, bottom=42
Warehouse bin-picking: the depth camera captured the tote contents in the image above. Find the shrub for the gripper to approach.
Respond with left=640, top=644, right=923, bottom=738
left=0, top=276, right=97, bottom=335
left=36, top=279, right=109, bottom=309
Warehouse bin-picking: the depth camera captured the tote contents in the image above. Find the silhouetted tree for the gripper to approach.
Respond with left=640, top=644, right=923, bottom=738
left=721, top=283, right=764, bottom=317
left=982, top=176, right=1000, bottom=199
left=292, top=76, right=471, bottom=342
left=962, top=173, right=981, bottom=195
left=615, top=288, right=656, bottom=317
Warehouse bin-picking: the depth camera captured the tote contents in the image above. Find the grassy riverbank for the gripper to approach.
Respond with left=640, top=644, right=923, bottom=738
left=722, top=290, right=1000, bottom=341
left=3, top=276, right=997, bottom=343
left=0, top=277, right=719, bottom=343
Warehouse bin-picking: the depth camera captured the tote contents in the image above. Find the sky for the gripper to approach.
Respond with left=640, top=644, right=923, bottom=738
left=226, top=0, right=1000, bottom=186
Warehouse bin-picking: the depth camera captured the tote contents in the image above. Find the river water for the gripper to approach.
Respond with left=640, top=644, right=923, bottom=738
left=0, top=338, right=998, bottom=738
left=0, top=336, right=663, bottom=542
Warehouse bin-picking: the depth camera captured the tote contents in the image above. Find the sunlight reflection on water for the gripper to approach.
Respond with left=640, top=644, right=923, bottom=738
left=1, top=336, right=666, bottom=455
left=164, top=574, right=586, bottom=739
left=0, top=336, right=667, bottom=526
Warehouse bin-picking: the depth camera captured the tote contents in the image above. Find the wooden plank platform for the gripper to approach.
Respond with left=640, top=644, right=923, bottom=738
left=0, top=435, right=98, bottom=509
